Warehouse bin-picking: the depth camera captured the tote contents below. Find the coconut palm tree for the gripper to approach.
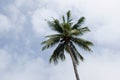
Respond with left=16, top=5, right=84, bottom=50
left=41, top=10, right=93, bottom=80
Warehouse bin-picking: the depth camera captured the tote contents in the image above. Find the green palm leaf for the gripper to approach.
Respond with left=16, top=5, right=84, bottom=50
left=72, top=37, right=93, bottom=52
left=67, top=10, right=71, bottom=21
left=66, top=10, right=73, bottom=23
left=41, top=37, right=60, bottom=50
left=47, top=19, right=63, bottom=33
left=79, top=27, right=90, bottom=34
left=72, top=17, right=85, bottom=29
left=62, top=16, right=65, bottom=23
left=70, top=27, right=90, bottom=36
left=49, top=42, right=66, bottom=64
left=70, top=42, right=84, bottom=65
left=45, top=34, right=63, bottom=38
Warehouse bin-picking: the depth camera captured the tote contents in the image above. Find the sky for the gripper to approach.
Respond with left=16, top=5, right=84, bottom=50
left=0, top=0, right=120, bottom=80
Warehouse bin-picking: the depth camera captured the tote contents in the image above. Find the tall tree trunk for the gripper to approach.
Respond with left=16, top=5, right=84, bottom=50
left=68, top=45, right=80, bottom=80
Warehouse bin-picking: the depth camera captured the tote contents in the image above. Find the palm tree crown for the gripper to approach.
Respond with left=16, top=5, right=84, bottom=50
left=42, top=10, right=93, bottom=64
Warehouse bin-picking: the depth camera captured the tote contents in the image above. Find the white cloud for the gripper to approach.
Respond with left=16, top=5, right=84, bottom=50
left=0, top=14, right=11, bottom=33
left=31, top=8, right=59, bottom=35
left=80, top=52, right=120, bottom=80
left=2, top=58, right=47, bottom=80
left=0, top=49, right=11, bottom=70
left=14, top=0, right=36, bottom=12
left=2, top=4, right=26, bottom=36
left=5, top=4, right=26, bottom=25
left=93, top=24, right=120, bottom=46
left=78, top=0, right=120, bottom=47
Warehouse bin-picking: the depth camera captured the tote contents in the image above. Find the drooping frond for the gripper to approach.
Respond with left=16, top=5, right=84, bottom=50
left=72, top=17, right=85, bottom=29
left=47, top=19, right=63, bottom=33
left=70, top=42, right=84, bottom=61
left=49, top=42, right=66, bottom=64
left=71, top=37, right=93, bottom=52
left=69, top=42, right=84, bottom=65
left=41, top=37, right=60, bottom=50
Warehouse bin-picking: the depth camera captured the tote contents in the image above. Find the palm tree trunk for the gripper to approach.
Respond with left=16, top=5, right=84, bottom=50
left=68, top=45, right=80, bottom=80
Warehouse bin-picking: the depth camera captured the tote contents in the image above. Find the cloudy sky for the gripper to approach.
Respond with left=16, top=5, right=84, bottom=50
left=0, top=0, right=120, bottom=80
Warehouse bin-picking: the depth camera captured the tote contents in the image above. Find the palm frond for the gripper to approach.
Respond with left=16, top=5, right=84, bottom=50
left=67, top=10, right=71, bottom=22
left=70, top=29, right=81, bottom=36
left=70, top=42, right=84, bottom=61
left=72, top=17, right=85, bottom=29
left=47, top=19, right=63, bottom=33
left=41, top=37, right=60, bottom=50
left=62, top=16, right=65, bottom=23
left=45, top=34, right=62, bottom=38
left=70, top=27, right=90, bottom=36
left=72, top=37, right=93, bottom=52
left=79, top=27, right=90, bottom=33
left=49, top=42, right=66, bottom=64
left=69, top=42, right=84, bottom=65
